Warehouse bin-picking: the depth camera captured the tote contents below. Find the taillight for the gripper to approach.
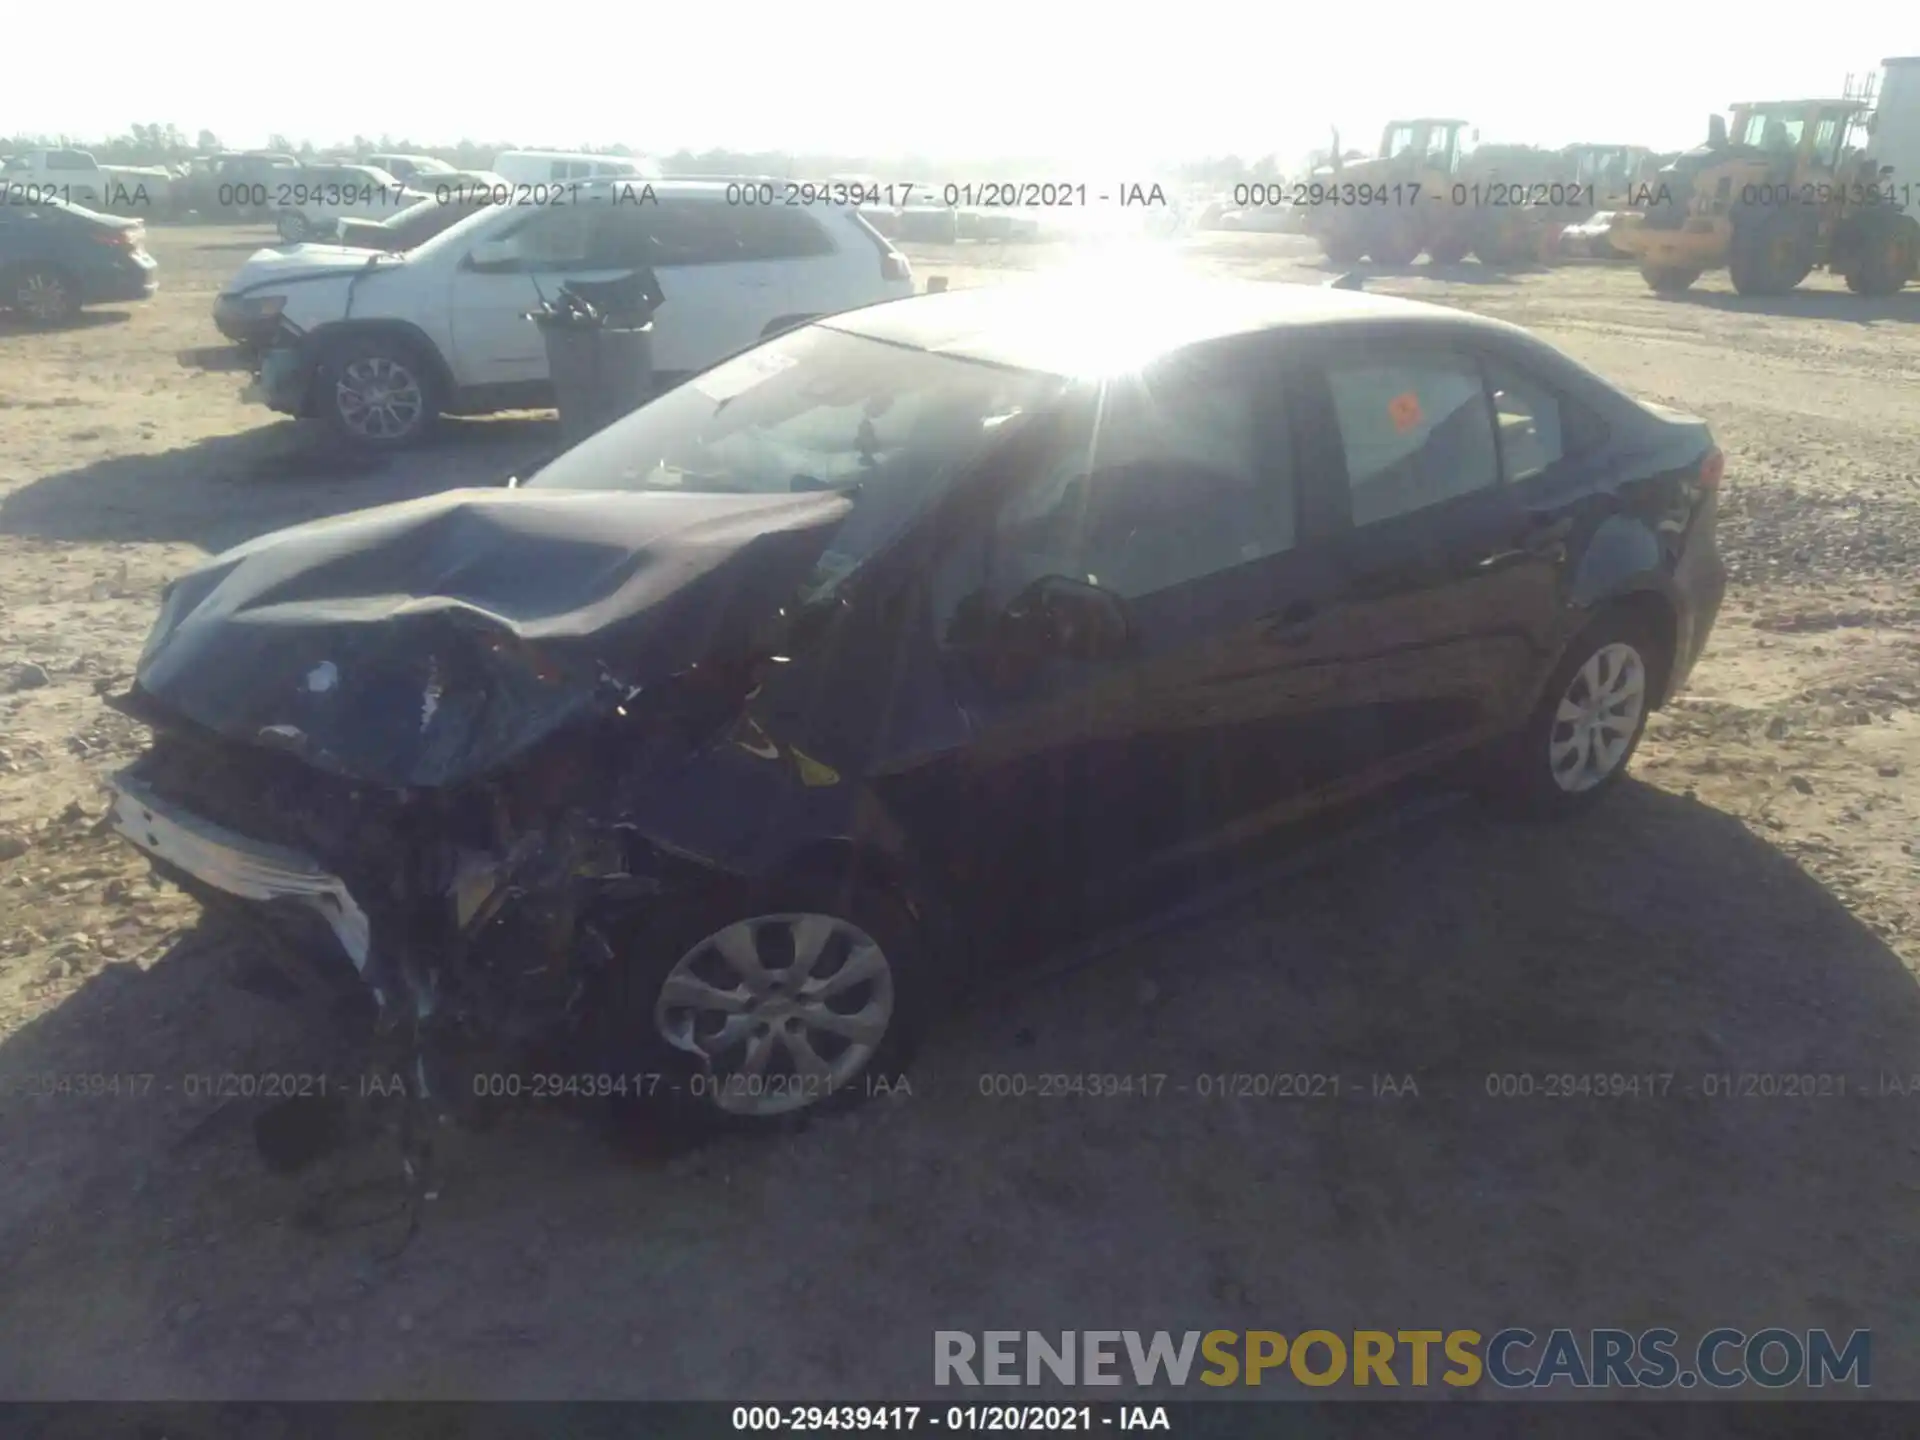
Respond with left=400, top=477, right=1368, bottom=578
left=1698, top=446, right=1724, bottom=490
left=90, top=228, right=134, bottom=249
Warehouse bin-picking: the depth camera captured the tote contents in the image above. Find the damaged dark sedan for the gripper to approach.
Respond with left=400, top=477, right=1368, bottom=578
left=106, top=275, right=1727, bottom=1131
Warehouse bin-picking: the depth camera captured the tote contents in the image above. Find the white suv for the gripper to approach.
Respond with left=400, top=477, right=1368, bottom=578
left=240, top=179, right=916, bottom=448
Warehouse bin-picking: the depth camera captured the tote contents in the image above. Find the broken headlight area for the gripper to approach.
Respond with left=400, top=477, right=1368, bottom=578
left=104, top=680, right=735, bottom=1122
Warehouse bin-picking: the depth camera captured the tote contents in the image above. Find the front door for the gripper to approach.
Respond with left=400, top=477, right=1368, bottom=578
left=914, top=341, right=1358, bottom=934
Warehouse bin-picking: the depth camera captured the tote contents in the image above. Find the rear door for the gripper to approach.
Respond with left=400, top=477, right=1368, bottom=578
left=613, top=196, right=797, bottom=373
left=1283, top=335, right=1573, bottom=770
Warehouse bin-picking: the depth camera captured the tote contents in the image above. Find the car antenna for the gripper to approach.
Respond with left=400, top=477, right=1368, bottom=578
left=1327, top=271, right=1365, bottom=291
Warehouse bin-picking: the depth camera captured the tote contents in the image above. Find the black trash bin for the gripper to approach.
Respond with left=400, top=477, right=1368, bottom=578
left=527, top=268, right=665, bottom=449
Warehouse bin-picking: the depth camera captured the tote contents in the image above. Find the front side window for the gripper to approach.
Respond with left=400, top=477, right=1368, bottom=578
left=1324, top=352, right=1498, bottom=525
left=505, top=201, right=600, bottom=266
left=968, top=358, right=1291, bottom=607
left=526, top=326, right=1067, bottom=599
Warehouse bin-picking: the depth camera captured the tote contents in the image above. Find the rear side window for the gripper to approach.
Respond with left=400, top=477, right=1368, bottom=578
left=1323, top=352, right=1499, bottom=526
left=1484, top=358, right=1565, bottom=483
left=615, top=198, right=731, bottom=266
left=723, top=205, right=837, bottom=261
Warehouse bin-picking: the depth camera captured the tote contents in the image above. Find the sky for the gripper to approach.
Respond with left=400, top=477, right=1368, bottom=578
left=3, top=3, right=1912, bottom=171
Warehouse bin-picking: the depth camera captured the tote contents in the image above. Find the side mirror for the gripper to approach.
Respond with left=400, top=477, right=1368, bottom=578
left=1708, top=114, right=1728, bottom=149
left=1000, top=574, right=1134, bottom=664
left=465, top=237, right=519, bottom=271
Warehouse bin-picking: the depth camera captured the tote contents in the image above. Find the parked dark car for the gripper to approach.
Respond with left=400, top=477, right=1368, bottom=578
left=0, top=197, right=158, bottom=323
left=104, top=276, right=1725, bottom=1134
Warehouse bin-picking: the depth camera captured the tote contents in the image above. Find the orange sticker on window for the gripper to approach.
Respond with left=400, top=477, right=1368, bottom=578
left=1388, top=391, right=1423, bottom=432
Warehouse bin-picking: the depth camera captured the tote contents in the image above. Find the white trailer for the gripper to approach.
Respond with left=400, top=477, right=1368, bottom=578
left=1873, top=56, right=1920, bottom=219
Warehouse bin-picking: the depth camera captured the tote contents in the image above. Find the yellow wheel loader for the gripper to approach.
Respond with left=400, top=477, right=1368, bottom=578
left=1608, top=97, right=1920, bottom=296
left=1301, top=119, right=1550, bottom=266
left=1550, top=145, right=1664, bottom=258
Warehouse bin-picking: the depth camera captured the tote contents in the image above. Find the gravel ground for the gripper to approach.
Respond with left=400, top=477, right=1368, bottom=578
left=0, top=225, right=1916, bottom=1400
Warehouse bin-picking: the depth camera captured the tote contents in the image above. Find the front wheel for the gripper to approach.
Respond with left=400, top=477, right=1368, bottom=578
left=315, top=336, right=441, bottom=450
left=6, top=265, right=80, bottom=325
left=595, top=874, right=936, bottom=1135
left=276, top=209, right=310, bottom=242
left=1320, top=232, right=1364, bottom=265
left=1479, top=613, right=1663, bottom=819
left=1640, top=264, right=1701, bottom=294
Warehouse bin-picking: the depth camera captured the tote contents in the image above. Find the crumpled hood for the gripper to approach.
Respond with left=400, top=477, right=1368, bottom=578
left=225, top=244, right=397, bottom=296
left=134, top=486, right=852, bottom=789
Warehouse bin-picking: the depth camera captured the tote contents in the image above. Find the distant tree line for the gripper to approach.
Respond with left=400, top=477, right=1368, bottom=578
left=2, top=124, right=1305, bottom=185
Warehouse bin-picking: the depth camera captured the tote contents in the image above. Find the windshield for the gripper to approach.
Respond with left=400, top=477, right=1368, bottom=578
left=526, top=325, right=1068, bottom=599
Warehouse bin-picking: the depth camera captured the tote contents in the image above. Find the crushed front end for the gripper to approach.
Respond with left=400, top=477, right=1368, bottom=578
left=102, top=484, right=856, bottom=1123
left=105, top=681, right=690, bottom=1117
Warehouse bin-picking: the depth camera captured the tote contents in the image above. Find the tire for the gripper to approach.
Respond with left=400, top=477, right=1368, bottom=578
left=1842, top=215, right=1917, bottom=297
left=1364, top=221, right=1421, bottom=266
left=1728, top=210, right=1810, bottom=296
left=1640, top=264, right=1700, bottom=295
left=314, top=334, right=442, bottom=450
left=5, top=265, right=81, bottom=325
left=1426, top=237, right=1470, bottom=265
left=1321, top=233, right=1364, bottom=265
left=276, top=209, right=310, bottom=242
left=1479, top=609, right=1666, bottom=820
left=592, top=870, right=937, bottom=1135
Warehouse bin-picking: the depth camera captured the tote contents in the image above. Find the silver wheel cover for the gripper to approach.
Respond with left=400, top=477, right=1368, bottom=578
left=654, top=912, right=894, bottom=1117
left=334, top=355, right=425, bottom=441
left=19, top=272, right=68, bottom=323
left=1549, top=641, right=1647, bottom=793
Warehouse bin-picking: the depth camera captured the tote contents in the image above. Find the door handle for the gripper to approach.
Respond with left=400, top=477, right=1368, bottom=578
left=1261, top=599, right=1316, bottom=646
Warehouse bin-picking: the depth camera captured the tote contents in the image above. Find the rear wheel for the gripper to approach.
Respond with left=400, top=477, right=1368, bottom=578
left=5, top=265, right=80, bottom=325
left=1479, top=609, right=1665, bottom=819
left=276, top=209, right=310, bottom=242
left=1640, top=264, right=1701, bottom=294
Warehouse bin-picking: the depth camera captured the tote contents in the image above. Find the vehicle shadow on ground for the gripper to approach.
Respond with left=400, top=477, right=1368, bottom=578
left=0, top=311, right=133, bottom=337
left=0, top=780, right=1916, bottom=1397
left=0, top=418, right=562, bottom=553
left=1658, top=289, right=1920, bottom=324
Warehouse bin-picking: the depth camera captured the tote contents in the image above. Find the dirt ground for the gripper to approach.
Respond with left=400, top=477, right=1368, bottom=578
left=0, top=224, right=1917, bottom=1400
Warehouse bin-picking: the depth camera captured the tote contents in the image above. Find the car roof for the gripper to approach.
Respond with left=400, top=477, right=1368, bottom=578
left=820, top=275, right=1507, bottom=376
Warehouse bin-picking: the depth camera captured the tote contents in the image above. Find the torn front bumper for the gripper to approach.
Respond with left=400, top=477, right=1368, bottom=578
left=108, top=770, right=372, bottom=975
left=240, top=341, right=312, bottom=415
